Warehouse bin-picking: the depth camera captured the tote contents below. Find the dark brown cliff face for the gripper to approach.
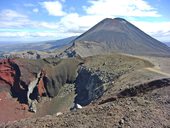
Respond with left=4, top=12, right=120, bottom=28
left=42, top=58, right=84, bottom=97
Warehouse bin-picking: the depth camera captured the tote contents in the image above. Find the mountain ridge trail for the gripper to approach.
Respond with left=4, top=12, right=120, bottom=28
left=121, top=53, right=170, bottom=77
left=145, top=67, right=170, bottom=77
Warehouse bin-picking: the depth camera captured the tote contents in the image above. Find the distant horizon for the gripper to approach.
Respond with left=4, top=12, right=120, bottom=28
left=0, top=34, right=170, bottom=44
left=0, top=35, right=79, bottom=44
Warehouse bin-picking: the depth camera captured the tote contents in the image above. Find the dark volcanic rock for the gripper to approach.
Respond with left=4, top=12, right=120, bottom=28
left=60, top=18, right=170, bottom=57
left=75, top=66, right=117, bottom=106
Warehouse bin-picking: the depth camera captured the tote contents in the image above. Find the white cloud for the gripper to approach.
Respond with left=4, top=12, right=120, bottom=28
left=42, top=1, right=66, bottom=16
left=0, top=9, right=31, bottom=29
left=0, top=9, right=28, bottom=21
left=85, top=0, right=160, bottom=17
left=0, top=9, right=60, bottom=30
left=37, top=22, right=58, bottom=29
left=132, top=21, right=170, bottom=41
left=58, top=13, right=108, bottom=34
left=0, top=31, right=58, bottom=39
left=33, top=8, right=39, bottom=13
left=132, top=21, right=170, bottom=34
left=0, top=30, right=79, bottom=42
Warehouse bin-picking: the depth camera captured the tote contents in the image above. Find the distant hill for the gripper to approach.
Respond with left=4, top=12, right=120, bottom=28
left=44, top=36, right=77, bottom=50
left=0, top=36, right=77, bottom=52
left=60, top=18, right=170, bottom=57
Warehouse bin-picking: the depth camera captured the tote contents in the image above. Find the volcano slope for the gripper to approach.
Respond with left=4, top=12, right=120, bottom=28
left=60, top=18, right=170, bottom=57
left=1, top=53, right=169, bottom=128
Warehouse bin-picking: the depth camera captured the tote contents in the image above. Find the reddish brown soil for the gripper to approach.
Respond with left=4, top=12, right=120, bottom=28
left=0, top=91, right=32, bottom=123
left=0, top=59, right=16, bottom=87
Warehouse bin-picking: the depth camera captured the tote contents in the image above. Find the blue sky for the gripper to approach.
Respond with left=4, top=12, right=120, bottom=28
left=0, top=0, right=170, bottom=42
